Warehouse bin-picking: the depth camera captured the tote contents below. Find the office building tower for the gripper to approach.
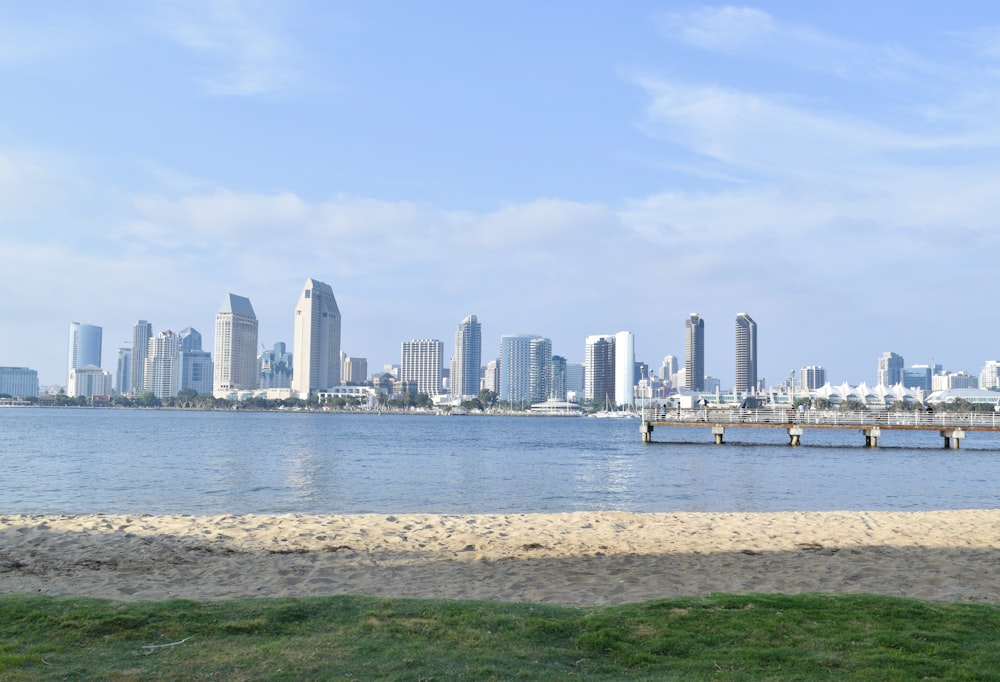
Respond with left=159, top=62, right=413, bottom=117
left=660, top=355, right=678, bottom=382
left=144, top=330, right=181, bottom=398
left=499, top=334, right=551, bottom=405
left=450, top=314, right=482, bottom=399
left=292, top=278, right=341, bottom=395
left=585, top=335, right=616, bottom=404
left=877, top=351, right=904, bottom=386
left=115, top=348, right=132, bottom=395
left=342, top=356, right=368, bottom=385
left=130, top=320, right=153, bottom=396
left=68, top=322, right=102, bottom=373
left=213, top=293, right=259, bottom=398
left=734, top=313, right=757, bottom=393
left=902, top=365, right=933, bottom=391
left=684, top=314, right=705, bottom=391
left=565, top=363, right=585, bottom=396
left=800, top=365, right=826, bottom=390
left=400, top=339, right=443, bottom=395
left=551, top=355, right=567, bottom=401
left=0, top=367, right=39, bottom=398
left=177, top=327, right=213, bottom=395
left=260, top=342, right=293, bottom=389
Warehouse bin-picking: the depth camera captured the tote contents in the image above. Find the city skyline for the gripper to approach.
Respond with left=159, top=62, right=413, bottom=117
left=4, top=4, right=1000, bottom=386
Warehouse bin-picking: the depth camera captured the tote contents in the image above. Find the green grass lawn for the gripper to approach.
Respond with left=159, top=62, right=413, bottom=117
left=2, top=592, right=999, bottom=680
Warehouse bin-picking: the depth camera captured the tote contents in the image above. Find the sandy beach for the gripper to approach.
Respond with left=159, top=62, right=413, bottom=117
left=2, top=510, right=999, bottom=605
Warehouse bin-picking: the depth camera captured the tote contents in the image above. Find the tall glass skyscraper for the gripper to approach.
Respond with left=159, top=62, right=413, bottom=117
left=68, top=322, right=102, bottom=371
left=684, top=313, right=705, bottom=392
left=878, top=351, right=904, bottom=387
left=734, top=313, right=757, bottom=393
left=450, top=314, right=482, bottom=399
left=292, top=278, right=341, bottom=396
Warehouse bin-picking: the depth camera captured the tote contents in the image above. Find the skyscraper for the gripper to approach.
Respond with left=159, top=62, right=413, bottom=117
left=213, top=293, right=259, bottom=398
left=400, top=339, right=443, bottom=395
left=450, top=314, right=482, bottom=399
left=550, top=355, right=567, bottom=401
left=115, top=348, right=132, bottom=395
left=878, top=351, right=904, bottom=387
left=178, top=327, right=213, bottom=395
left=585, top=335, right=616, bottom=404
left=292, top=278, right=341, bottom=396
left=146, top=329, right=181, bottom=398
left=67, top=322, right=102, bottom=373
left=499, top=334, right=552, bottom=405
left=684, top=313, right=705, bottom=392
left=800, top=365, right=826, bottom=390
left=734, top=313, right=757, bottom=393
left=130, top=320, right=152, bottom=396
left=614, top=331, right=635, bottom=407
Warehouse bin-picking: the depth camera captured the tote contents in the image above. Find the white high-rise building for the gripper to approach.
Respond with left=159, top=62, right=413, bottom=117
left=292, top=278, right=341, bottom=396
left=499, top=334, right=551, bottom=405
left=130, top=320, right=152, bottom=396
left=67, top=365, right=112, bottom=398
left=400, top=339, right=443, bottom=395
left=878, top=351, right=904, bottom=387
left=614, top=331, right=635, bottom=408
left=980, top=361, right=1000, bottom=391
left=145, top=330, right=181, bottom=398
left=213, top=293, right=259, bottom=398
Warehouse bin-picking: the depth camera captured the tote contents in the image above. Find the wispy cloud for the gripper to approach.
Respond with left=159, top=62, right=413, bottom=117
left=148, top=0, right=300, bottom=95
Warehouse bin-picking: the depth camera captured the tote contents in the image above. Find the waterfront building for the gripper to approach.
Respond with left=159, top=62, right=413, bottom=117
left=800, top=365, right=827, bottom=391
left=115, top=348, right=131, bottom=395
left=614, top=331, right=635, bottom=407
left=68, top=322, right=102, bottom=373
left=980, top=361, right=1000, bottom=391
left=130, top=320, right=152, bottom=396
left=177, top=327, right=213, bottom=395
left=499, top=334, right=551, bottom=405
left=933, top=371, right=978, bottom=391
left=551, top=355, right=567, bottom=400
left=213, top=293, right=259, bottom=398
left=902, top=365, right=933, bottom=391
left=292, top=278, right=341, bottom=396
left=401, top=339, right=443, bottom=396
left=450, top=314, right=482, bottom=399
left=878, top=351, right=904, bottom=387
left=67, top=365, right=112, bottom=398
left=146, top=330, right=181, bottom=398
left=483, top=359, right=499, bottom=394
left=684, top=314, right=705, bottom=392
left=734, top=313, right=757, bottom=393
left=565, top=363, right=585, bottom=396
left=584, top=335, right=616, bottom=404
left=0, top=366, right=39, bottom=397
left=342, top=356, right=368, bottom=385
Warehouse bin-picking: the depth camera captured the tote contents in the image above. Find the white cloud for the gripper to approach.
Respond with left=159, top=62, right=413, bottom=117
left=148, top=0, right=300, bottom=95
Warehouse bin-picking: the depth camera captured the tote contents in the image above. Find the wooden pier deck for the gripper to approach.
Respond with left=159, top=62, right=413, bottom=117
left=639, top=408, right=1000, bottom=448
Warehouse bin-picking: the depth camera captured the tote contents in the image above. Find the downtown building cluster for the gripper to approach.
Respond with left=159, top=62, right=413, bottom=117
left=7, top=295, right=1000, bottom=410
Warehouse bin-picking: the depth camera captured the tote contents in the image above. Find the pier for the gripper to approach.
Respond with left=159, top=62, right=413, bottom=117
left=638, top=408, right=1000, bottom=448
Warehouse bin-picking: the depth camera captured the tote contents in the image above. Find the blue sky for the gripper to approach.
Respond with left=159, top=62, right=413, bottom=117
left=4, top=2, right=1000, bottom=388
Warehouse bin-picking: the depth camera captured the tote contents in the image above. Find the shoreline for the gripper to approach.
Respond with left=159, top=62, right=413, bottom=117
left=3, top=510, right=1000, bottom=605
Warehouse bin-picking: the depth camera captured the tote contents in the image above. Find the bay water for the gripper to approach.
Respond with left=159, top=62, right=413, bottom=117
left=1, top=408, right=998, bottom=515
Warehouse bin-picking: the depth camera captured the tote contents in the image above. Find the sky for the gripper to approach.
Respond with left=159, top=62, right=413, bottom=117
left=4, top=1, right=1000, bottom=388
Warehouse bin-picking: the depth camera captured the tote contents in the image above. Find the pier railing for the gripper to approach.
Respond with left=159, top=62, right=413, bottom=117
left=640, top=407, right=1000, bottom=430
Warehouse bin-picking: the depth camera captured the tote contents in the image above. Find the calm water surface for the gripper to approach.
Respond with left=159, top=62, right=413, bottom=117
left=1, top=408, right=999, bottom=514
